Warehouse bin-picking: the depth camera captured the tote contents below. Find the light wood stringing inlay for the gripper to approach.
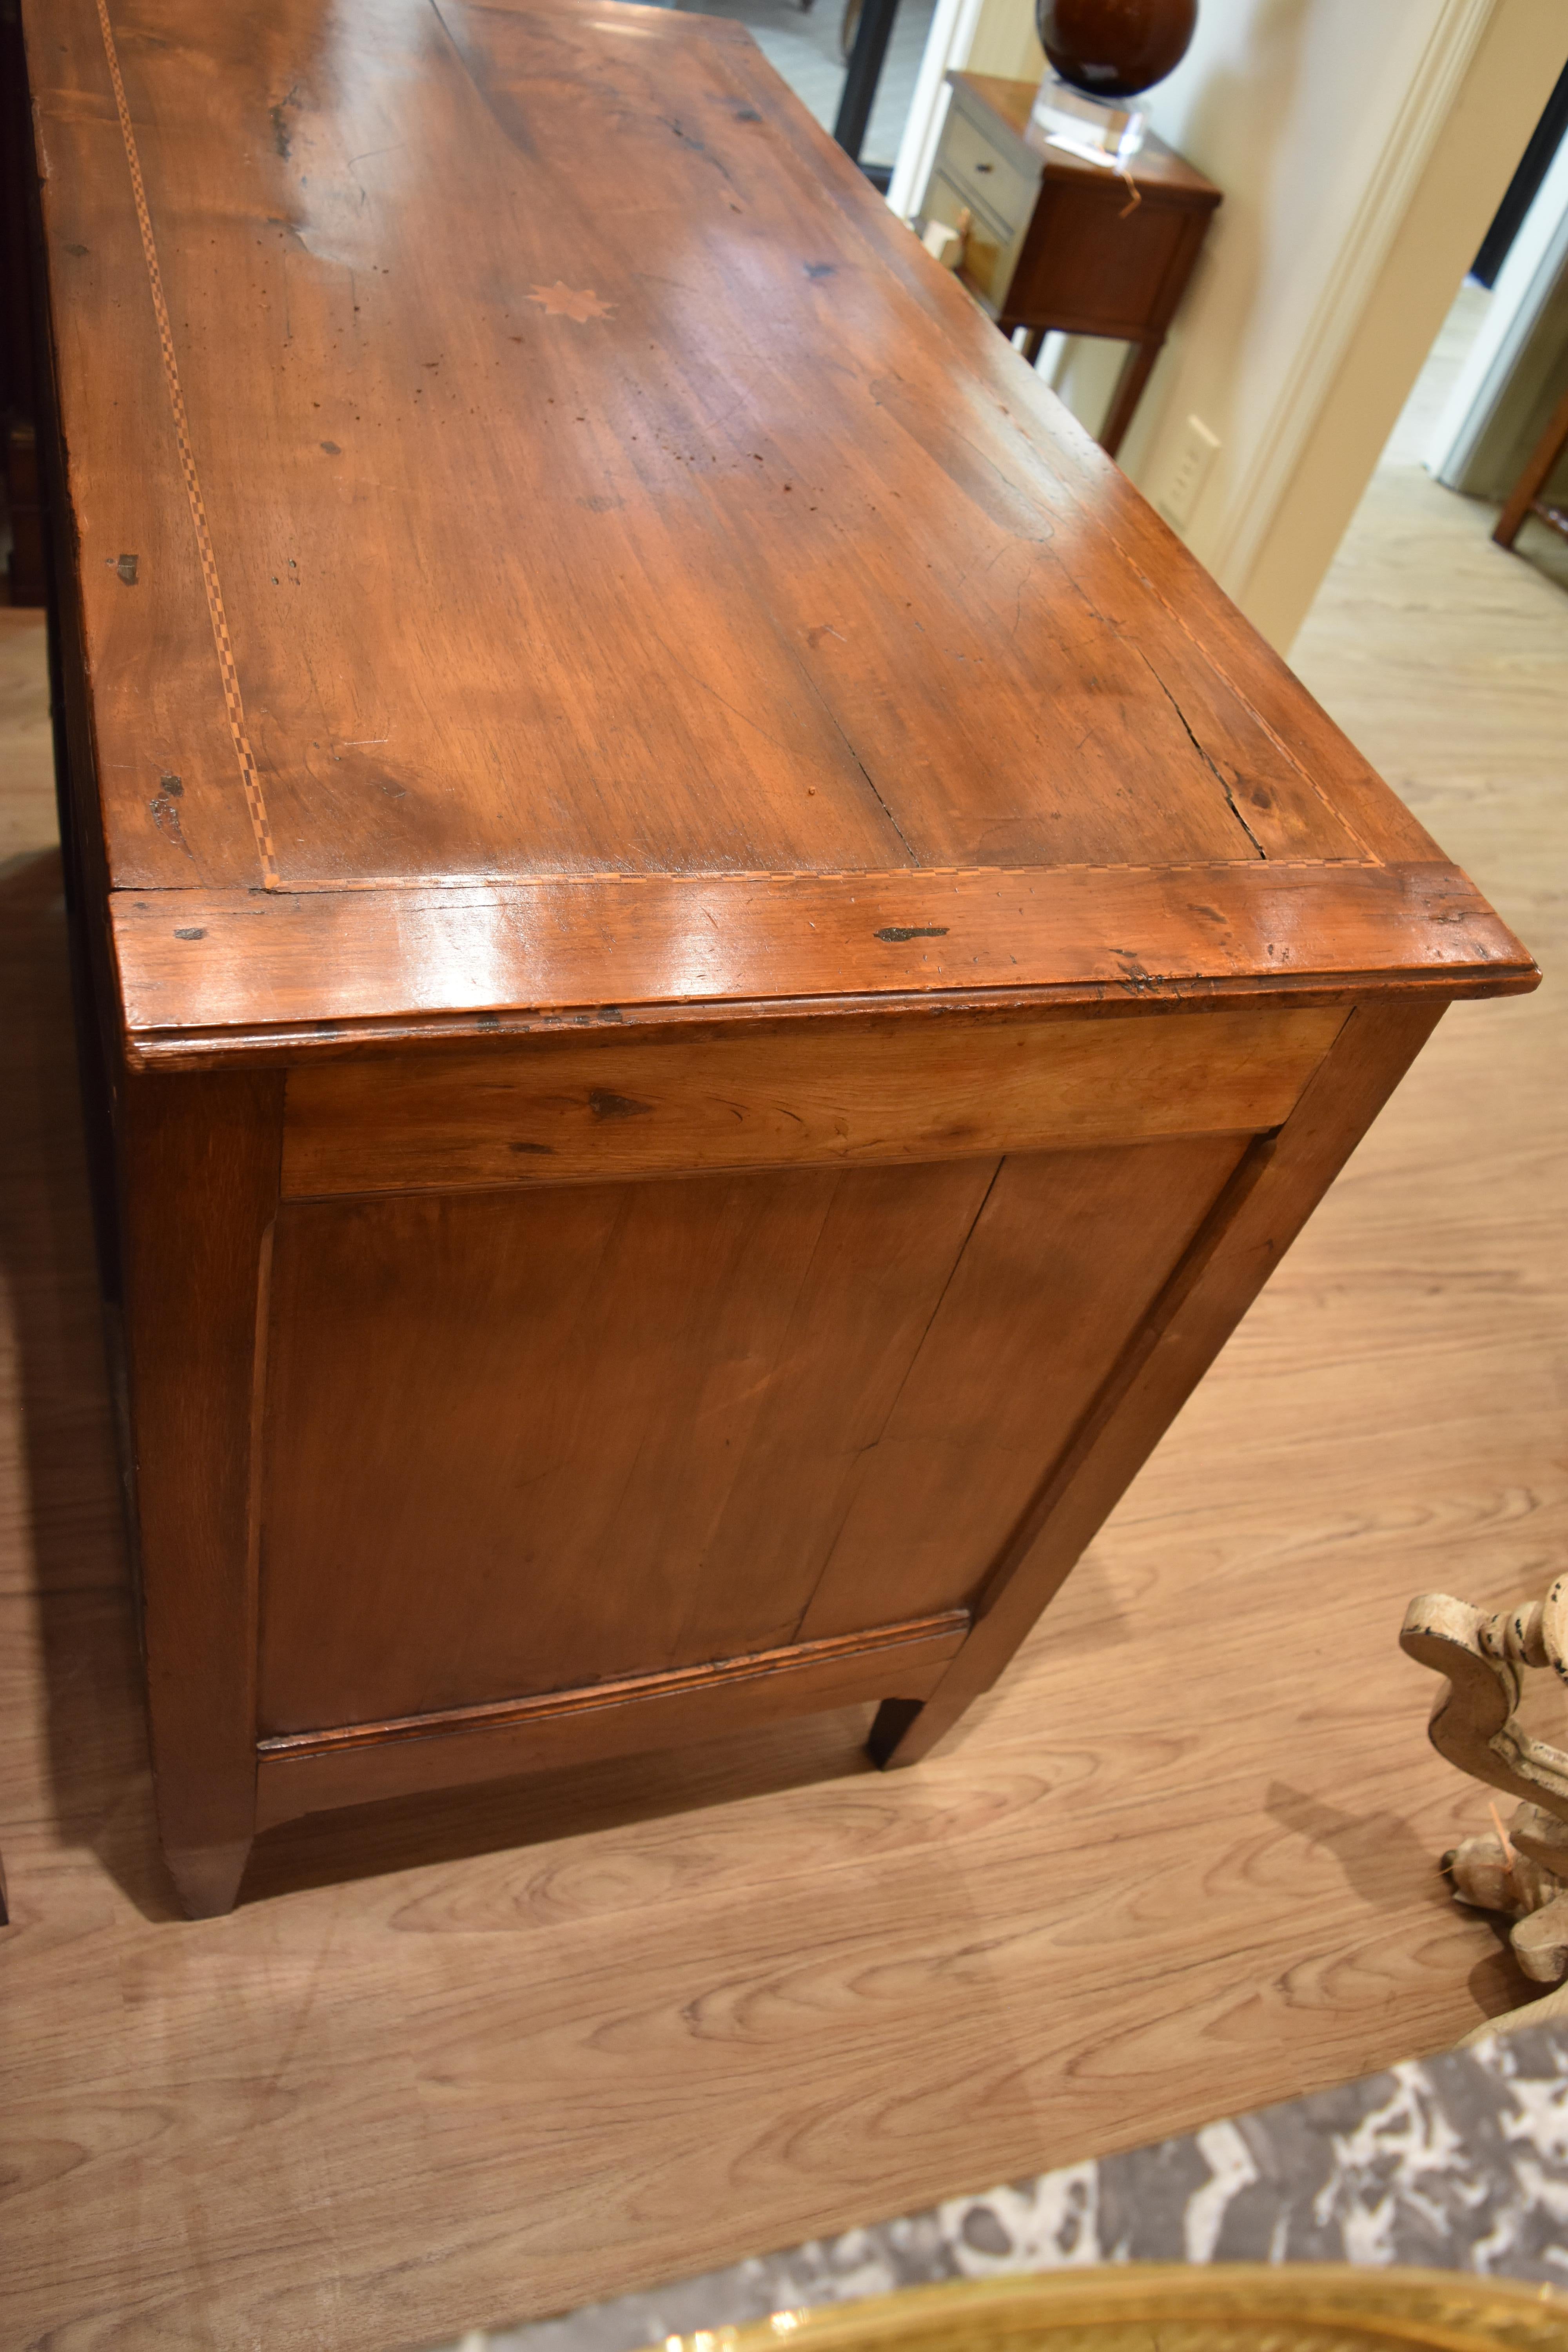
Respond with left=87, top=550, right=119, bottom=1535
left=89, top=0, right=280, bottom=888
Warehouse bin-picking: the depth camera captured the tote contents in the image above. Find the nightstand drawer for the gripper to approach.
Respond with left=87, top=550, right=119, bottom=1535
left=938, top=102, right=1039, bottom=236
left=926, top=168, right=1022, bottom=310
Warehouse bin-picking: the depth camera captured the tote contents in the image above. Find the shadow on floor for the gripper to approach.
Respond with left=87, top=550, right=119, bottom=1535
left=0, top=850, right=175, bottom=1916
left=1267, top=1779, right=1524, bottom=2027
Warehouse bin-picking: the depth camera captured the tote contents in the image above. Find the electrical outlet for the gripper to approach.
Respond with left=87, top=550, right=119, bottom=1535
left=1156, top=414, right=1221, bottom=534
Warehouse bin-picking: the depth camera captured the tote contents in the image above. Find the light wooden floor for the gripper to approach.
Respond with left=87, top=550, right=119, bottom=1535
left=4, top=384, right=1566, bottom=2347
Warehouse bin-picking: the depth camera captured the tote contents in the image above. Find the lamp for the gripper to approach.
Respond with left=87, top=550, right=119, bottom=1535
left=1031, top=0, right=1198, bottom=168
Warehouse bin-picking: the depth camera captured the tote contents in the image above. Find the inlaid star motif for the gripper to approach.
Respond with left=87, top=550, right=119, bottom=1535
left=526, top=281, right=614, bottom=323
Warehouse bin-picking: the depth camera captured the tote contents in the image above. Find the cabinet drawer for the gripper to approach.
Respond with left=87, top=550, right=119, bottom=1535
left=925, top=168, right=1024, bottom=310
left=937, top=102, right=1039, bottom=238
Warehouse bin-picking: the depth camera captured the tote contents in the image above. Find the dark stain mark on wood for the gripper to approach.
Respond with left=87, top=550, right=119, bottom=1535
left=875, top=924, right=949, bottom=944
left=64, top=242, right=89, bottom=257
left=174, top=927, right=206, bottom=941
left=804, top=262, right=837, bottom=280
left=270, top=82, right=303, bottom=159
left=113, top=553, right=138, bottom=584
left=588, top=1089, right=654, bottom=1121
left=735, top=108, right=762, bottom=122
left=1114, top=953, right=1159, bottom=994
left=149, top=771, right=189, bottom=853
left=658, top=115, right=738, bottom=191
left=507, top=1140, right=555, bottom=1155
left=320, top=441, right=341, bottom=454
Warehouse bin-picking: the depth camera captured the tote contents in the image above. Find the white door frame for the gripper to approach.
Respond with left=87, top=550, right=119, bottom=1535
left=886, top=0, right=985, bottom=221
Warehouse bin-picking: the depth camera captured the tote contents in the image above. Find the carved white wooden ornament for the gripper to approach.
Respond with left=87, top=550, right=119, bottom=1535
left=1401, top=1578, right=1568, bottom=1984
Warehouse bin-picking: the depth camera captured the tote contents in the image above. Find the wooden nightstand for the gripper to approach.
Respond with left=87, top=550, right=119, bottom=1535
left=922, top=71, right=1221, bottom=456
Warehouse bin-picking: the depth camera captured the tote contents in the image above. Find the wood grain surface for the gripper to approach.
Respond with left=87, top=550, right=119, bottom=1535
left=24, top=0, right=1532, bottom=1067
left=117, top=1064, right=281, bottom=1916
left=4, top=64, right=1564, bottom=2352
left=256, top=1161, right=992, bottom=1728
left=23, top=0, right=1372, bottom=893
left=872, top=996, right=1444, bottom=1767
left=108, top=861, right=1533, bottom=1067
left=279, top=1005, right=1343, bottom=1198
left=254, top=1138, right=1240, bottom=1735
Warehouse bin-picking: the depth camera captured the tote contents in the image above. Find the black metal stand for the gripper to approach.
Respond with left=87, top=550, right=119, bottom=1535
left=833, top=0, right=901, bottom=169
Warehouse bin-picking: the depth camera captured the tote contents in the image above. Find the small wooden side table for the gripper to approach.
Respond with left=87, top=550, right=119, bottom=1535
left=921, top=71, right=1221, bottom=457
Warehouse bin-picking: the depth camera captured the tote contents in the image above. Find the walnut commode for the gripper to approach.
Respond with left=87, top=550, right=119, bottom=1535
left=20, top=0, right=1535, bottom=1914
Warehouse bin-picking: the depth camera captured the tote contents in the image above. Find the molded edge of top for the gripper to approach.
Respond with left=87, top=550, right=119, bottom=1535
left=109, top=857, right=1539, bottom=1070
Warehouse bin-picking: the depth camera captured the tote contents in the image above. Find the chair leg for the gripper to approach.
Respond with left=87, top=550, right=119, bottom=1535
left=1099, top=339, right=1160, bottom=460
left=1494, top=379, right=1568, bottom=550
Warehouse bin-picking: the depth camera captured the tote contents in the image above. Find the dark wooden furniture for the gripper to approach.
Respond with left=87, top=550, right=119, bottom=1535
left=920, top=71, right=1221, bottom=456
left=1, top=0, right=45, bottom=604
left=20, top=0, right=1534, bottom=1918
left=1494, top=376, right=1568, bottom=554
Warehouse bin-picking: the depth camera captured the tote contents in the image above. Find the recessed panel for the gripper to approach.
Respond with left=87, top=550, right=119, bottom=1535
left=258, top=1134, right=1245, bottom=1737
left=258, top=1160, right=996, bottom=1732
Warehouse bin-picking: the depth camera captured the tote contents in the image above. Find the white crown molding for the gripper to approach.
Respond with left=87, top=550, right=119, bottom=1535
left=1209, top=0, right=1499, bottom=590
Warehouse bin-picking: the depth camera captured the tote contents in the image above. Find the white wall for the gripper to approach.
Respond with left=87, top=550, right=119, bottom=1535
left=1234, top=0, right=1568, bottom=645
left=1122, top=0, right=1568, bottom=648
left=1053, top=6, right=1454, bottom=459
left=1111, top=1, right=1465, bottom=492
left=965, top=0, right=1043, bottom=80
left=893, top=0, right=1568, bottom=651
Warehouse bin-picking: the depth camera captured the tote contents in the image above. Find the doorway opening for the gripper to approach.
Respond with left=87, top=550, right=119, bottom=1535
left=648, top=0, right=938, bottom=186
